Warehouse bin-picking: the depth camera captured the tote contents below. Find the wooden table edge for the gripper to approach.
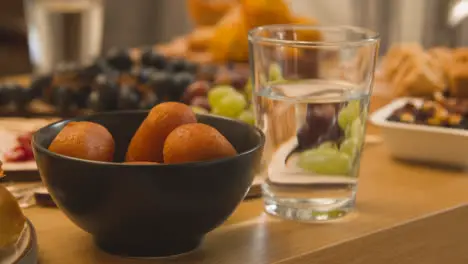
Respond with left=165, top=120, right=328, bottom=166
left=274, top=202, right=468, bottom=264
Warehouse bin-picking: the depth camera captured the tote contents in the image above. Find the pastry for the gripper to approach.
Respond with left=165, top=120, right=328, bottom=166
left=448, top=63, right=468, bottom=97
left=239, top=0, right=292, bottom=29
left=126, top=102, right=197, bottom=163
left=391, top=53, right=445, bottom=97
left=380, top=43, right=425, bottom=82
left=187, top=27, right=216, bottom=52
left=209, top=5, right=249, bottom=62
left=453, top=47, right=468, bottom=64
left=163, top=123, right=237, bottom=164
left=48, top=121, right=115, bottom=162
left=427, top=47, right=453, bottom=79
left=187, top=0, right=238, bottom=27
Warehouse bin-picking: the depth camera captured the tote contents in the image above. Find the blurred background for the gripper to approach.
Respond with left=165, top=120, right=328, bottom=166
left=0, top=0, right=192, bottom=76
left=1, top=0, right=468, bottom=76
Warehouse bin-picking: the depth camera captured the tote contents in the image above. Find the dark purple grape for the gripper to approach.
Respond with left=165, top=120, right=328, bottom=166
left=133, top=68, right=156, bottom=83
left=117, top=85, right=141, bottom=110
left=52, top=86, right=75, bottom=114
left=106, top=47, right=133, bottom=71
left=5, top=83, right=31, bottom=111
left=170, top=72, right=194, bottom=101
left=74, top=85, right=91, bottom=108
left=0, top=84, right=10, bottom=106
left=29, top=75, right=52, bottom=99
left=141, top=48, right=166, bottom=70
left=147, top=71, right=172, bottom=101
left=166, top=59, right=188, bottom=73
left=184, top=61, right=198, bottom=74
left=80, top=59, right=109, bottom=81
left=297, top=124, right=321, bottom=150
left=190, top=96, right=211, bottom=111
left=306, top=104, right=336, bottom=134
left=323, top=124, right=345, bottom=145
left=92, top=73, right=119, bottom=111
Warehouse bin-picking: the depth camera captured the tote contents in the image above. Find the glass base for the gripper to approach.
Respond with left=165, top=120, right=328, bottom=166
left=264, top=196, right=355, bottom=222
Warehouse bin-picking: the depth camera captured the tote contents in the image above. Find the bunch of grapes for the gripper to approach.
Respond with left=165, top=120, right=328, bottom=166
left=181, top=64, right=254, bottom=125
left=297, top=100, right=364, bottom=176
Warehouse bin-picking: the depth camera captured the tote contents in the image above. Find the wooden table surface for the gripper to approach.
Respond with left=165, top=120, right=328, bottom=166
left=11, top=90, right=468, bottom=263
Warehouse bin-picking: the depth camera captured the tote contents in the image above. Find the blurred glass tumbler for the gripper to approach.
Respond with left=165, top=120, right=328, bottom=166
left=249, top=25, right=379, bottom=221
left=24, top=0, right=104, bottom=74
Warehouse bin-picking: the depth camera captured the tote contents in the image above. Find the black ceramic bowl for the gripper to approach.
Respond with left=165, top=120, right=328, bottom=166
left=32, top=111, right=264, bottom=257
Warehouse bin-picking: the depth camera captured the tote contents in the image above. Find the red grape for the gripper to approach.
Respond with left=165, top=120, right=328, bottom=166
left=182, top=80, right=210, bottom=104
left=190, top=96, right=211, bottom=111
left=297, top=124, right=321, bottom=150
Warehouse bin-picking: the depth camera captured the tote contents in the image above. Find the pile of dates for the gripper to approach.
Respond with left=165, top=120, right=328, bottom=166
left=0, top=47, right=250, bottom=117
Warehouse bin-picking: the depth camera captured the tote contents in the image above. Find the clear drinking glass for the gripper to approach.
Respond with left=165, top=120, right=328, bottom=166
left=24, top=0, right=104, bottom=74
left=249, top=25, right=379, bottom=221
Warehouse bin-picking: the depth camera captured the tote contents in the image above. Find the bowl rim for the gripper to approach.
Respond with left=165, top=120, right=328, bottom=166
left=32, top=110, right=265, bottom=168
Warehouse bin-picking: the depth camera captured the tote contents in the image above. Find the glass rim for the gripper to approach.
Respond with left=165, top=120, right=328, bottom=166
left=248, top=25, right=380, bottom=47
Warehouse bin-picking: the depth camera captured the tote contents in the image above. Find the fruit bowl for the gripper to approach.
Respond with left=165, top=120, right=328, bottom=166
left=32, top=111, right=264, bottom=257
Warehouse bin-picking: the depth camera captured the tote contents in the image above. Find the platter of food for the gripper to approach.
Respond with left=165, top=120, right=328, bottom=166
left=369, top=42, right=468, bottom=167
left=371, top=96, right=468, bottom=167
left=0, top=118, right=57, bottom=174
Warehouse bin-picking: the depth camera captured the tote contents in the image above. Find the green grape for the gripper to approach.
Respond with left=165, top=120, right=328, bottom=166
left=298, top=148, right=350, bottom=175
left=191, top=106, right=208, bottom=114
left=347, top=118, right=364, bottom=142
left=338, top=107, right=352, bottom=130
left=318, top=141, right=338, bottom=150
left=211, top=93, right=247, bottom=118
left=208, top=85, right=236, bottom=107
left=347, top=100, right=361, bottom=118
left=237, top=110, right=255, bottom=125
left=340, top=137, right=359, bottom=158
left=338, top=100, right=361, bottom=130
left=269, top=63, right=284, bottom=82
